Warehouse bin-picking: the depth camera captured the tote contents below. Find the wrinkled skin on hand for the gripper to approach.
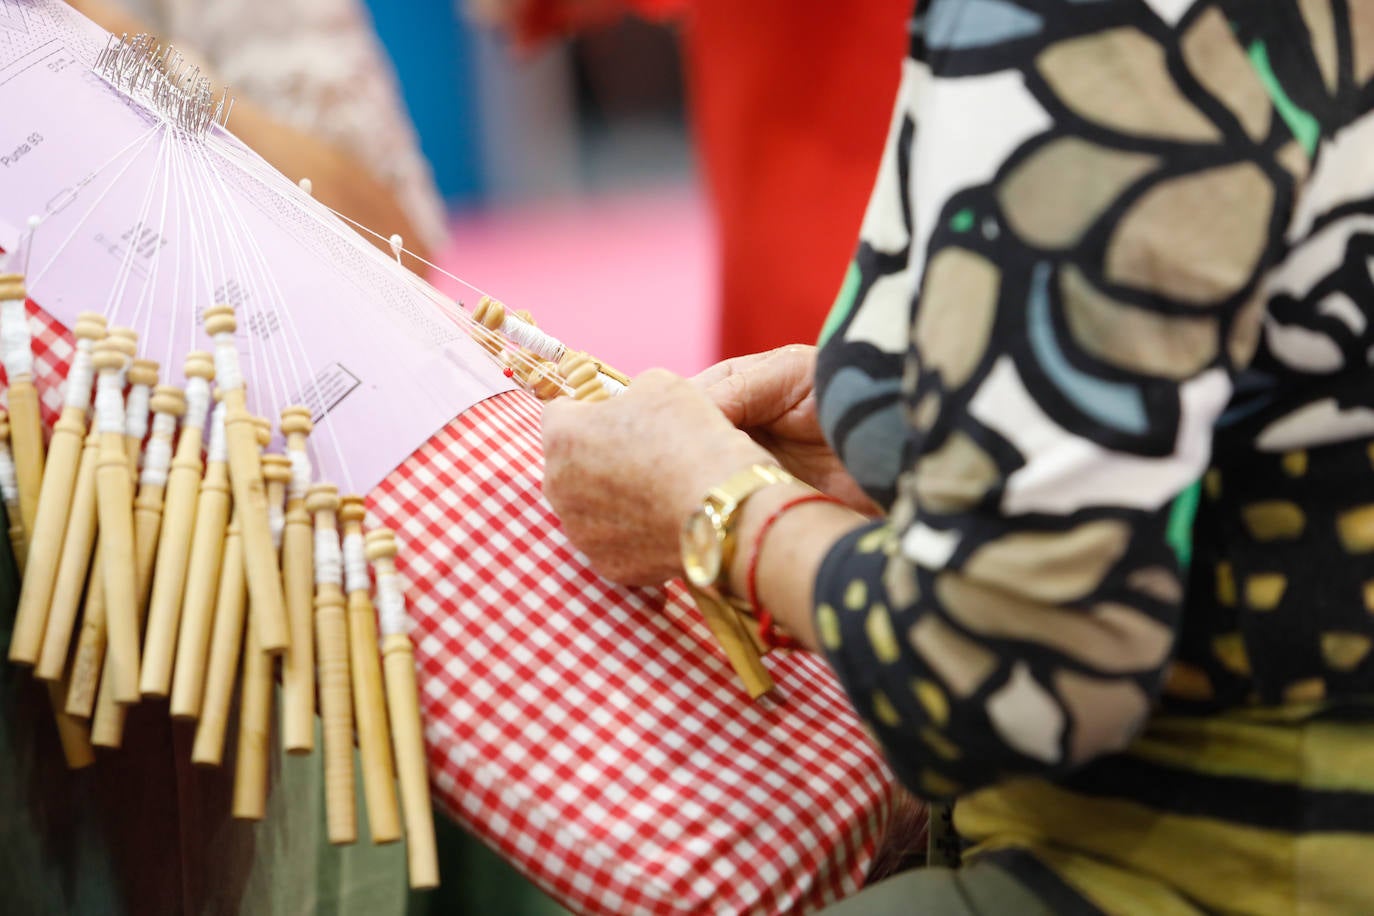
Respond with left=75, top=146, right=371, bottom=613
left=541, top=369, right=772, bottom=586
left=695, top=345, right=880, bottom=516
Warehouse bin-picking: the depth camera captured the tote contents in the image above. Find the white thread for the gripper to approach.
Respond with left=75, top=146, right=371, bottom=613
left=207, top=402, right=228, bottom=463
left=597, top=372, right=627, bottom=396
left=0, top=442, right=17, bottom=505
left=95, top=371, right=127, bottom=434
left=343, top=532, right=369, bottom=594
left=140, top=412, right=176, bottom=487
left=125, top=383, right=151, bottom=443
left=501, top=316, right=565, bottom=362
left=288, top=449, right=312, bottom=501
left=211, top=332, right=243, bottom=391
left=375, top=571, right=407, bottom=637
left=0, top=299, right=33, bottom=378
left=184, top=376, right=212, bottom=430
left=63, top=339, right=97, bottom=410
left=314, top=524, right=343, bottom=587
left=269, top=500, right=285, bottom=551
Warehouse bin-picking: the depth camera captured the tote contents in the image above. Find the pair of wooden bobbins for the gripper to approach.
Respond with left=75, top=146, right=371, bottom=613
left=175, top=414, right=273, bottom=724
left=91, top=356, right=170, bottom=747
left=10, top=312, right=106, bottom=668
left=203, top=304, right=290, bottom=659
left=305, top=482, right=356, bottom=844
left=341, top=494, right=400, bottom=845
left=555, top=351, right=611, bottom=402
left=229, top=418, right=277, bottom=822
left=79, top=330, right=142, bottom=709
left=192, top=450, right=267, bottom=767
left=208, top=447, right=292, bottom=780
left=200, top=450, right=289, bottom=774
left=366, top=527, right=438, bottom=889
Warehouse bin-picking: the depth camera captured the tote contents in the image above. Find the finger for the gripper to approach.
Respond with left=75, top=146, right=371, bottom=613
left=704, top=347, right=813, bottom=428
left=690, top=351, right=768, bottom=390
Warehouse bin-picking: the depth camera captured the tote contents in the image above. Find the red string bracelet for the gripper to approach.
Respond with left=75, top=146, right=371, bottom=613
left=744, top=492, right=843, bottom=650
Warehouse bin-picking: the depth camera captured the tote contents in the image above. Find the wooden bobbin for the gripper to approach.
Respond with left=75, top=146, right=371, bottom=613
left=169, top=396, right=232, bottom=720
left=133, top=384, right=182, bottom=609
left=10, top=312, right=106, bottom=666
left=124, top=358, right=158, bottom=463
left=190, top=505, right=246, bottom=767
left=308, top=483, right=357, bottom=845
left=92, top=383, right=184, bottom=748
left=231, top=611, right=272, bottom=821
left=341, top=494, right=401, bottom=845
left=526, top=362, right=565, bottom=402
left=263, top=453, right=292, bottom=544
left=507, top=351, right=542, bottom=388
left=469, top=295, right=507, bottom=357
left=141, top=351, right=215, bottom=697
left=48, top=680, right=95, bottom=769
left=93, top=331, right=141, bottom=705
left=203, top=305, right=290, bottom=657
left=686, top=584, right=775, bottom=701
left=472, top=295, right=505, bottom=334
left=279, top=405, right=316, bottom=754
left=365, top=528, right=438, bottom=889
left=0, top=410, right=25, bottom=569
left=35, top=432, right=97, bottom=682
left=594, top=360, right=631, bottom=389
left=557, top=351, right=612, bottom=403
left=64, top=531, right=106, bottom=716
left=1, top=274, right=46, bottom=567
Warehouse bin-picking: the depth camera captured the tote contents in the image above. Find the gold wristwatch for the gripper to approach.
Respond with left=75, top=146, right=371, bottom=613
left=680, top=463, right=798, bottom=591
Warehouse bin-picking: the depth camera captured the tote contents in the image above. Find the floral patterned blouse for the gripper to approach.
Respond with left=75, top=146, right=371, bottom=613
left=813, top=1, right=1374, bottom=911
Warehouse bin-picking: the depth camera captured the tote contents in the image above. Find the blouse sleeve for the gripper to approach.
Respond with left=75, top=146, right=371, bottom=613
left=811, top=0, right=1304, bottom=800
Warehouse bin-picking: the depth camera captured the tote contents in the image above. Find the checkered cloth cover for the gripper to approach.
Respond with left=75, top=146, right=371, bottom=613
left=16, top=300, right=898, bottom=915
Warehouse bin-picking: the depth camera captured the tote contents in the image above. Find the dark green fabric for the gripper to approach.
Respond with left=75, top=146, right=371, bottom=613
left=0, top=499, right=559, bottom=915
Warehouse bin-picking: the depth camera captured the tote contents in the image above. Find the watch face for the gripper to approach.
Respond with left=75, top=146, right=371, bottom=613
left=680, top=509, right=722, bottom=589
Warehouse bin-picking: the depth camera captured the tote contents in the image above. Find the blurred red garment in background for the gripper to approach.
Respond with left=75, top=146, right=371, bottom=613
left=514, top=0, right=911, bottom=358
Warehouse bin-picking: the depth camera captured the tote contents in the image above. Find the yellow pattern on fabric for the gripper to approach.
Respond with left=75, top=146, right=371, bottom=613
left=956, top=778, right=1362, bottom=916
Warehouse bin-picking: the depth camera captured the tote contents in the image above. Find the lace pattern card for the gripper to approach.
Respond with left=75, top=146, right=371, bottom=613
left=0, top=0, right=512, bottom=492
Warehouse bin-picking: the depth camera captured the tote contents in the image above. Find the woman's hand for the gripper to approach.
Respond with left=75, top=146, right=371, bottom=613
left=541, top=369, right=773, bottom=586
left=696, top=346, right=880, bottom=515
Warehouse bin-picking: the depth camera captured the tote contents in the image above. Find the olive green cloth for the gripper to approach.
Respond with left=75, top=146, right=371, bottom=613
left=820, top=860, right=1055, bottom=916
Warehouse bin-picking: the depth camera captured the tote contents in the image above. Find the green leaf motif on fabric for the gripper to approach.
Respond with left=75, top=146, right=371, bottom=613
left=819, top=260, right=862, bottom=346
left=1248, top=40, right=1319, bottom=155
left=1166, top=481, right=1202, bottom=573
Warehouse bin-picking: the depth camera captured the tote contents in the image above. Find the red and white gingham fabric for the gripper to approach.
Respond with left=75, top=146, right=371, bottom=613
left=18, top=300, right=898, bottom=914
